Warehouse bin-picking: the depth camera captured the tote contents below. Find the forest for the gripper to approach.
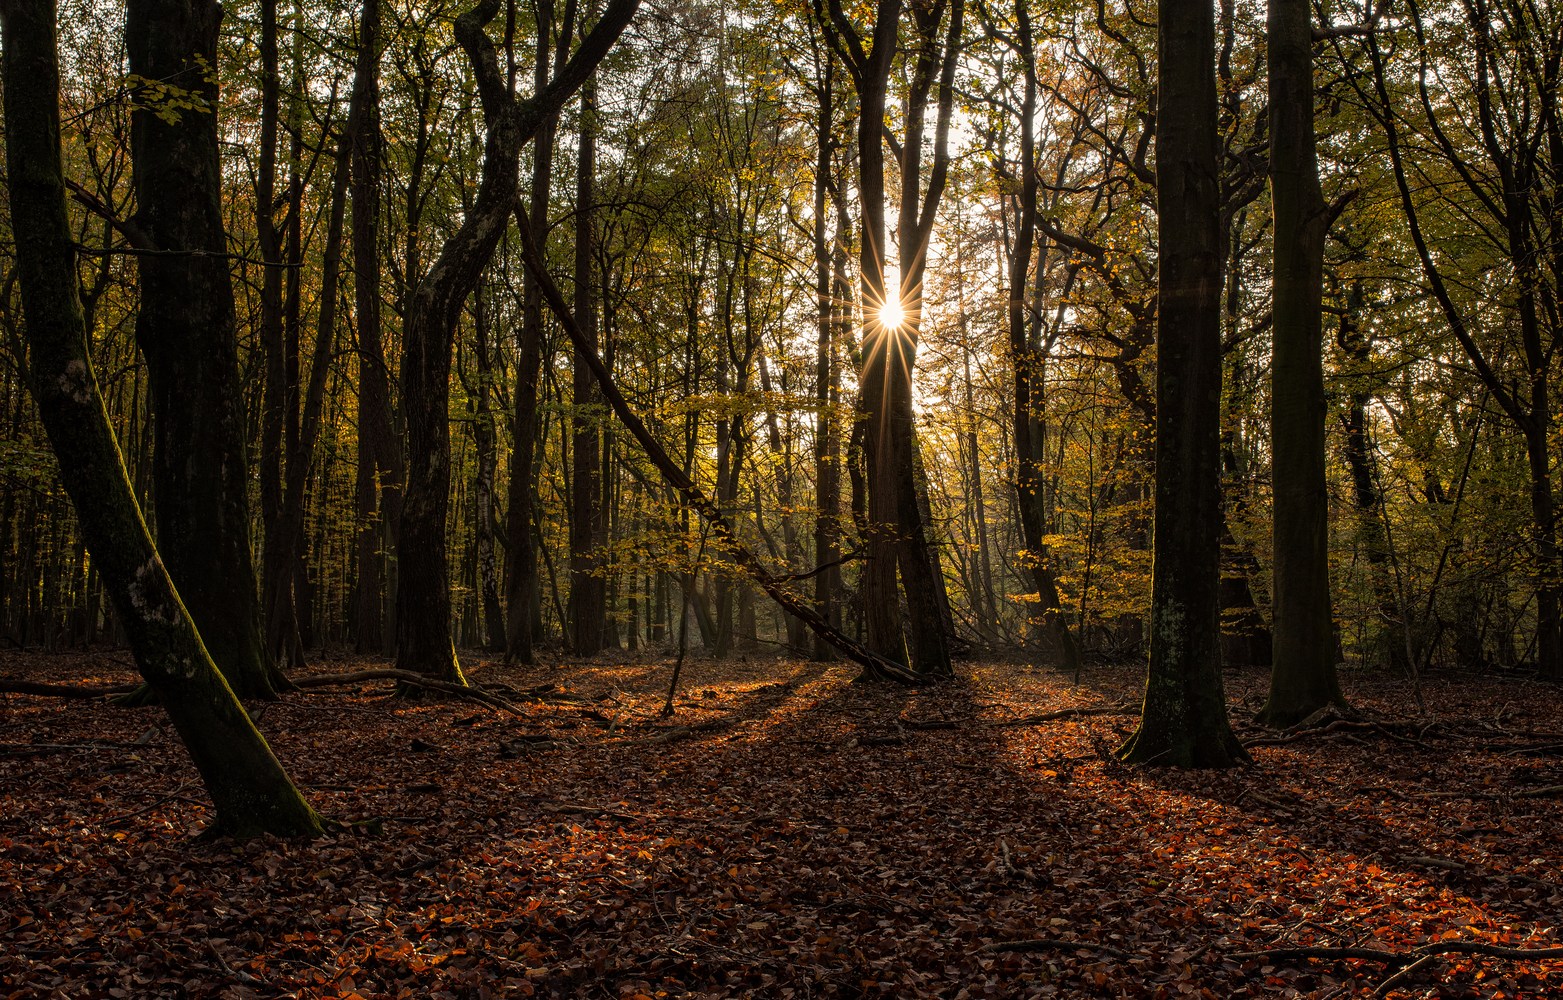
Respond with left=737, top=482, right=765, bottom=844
left=1, top=0, right=1562, bottom=994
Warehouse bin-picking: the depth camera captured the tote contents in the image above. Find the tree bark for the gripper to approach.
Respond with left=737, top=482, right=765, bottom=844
left=2, top=0, right=321, bottom=837
left=126, top=0, right=281, bottom=700
left=1117, top=0, right=1246, bottom=766
left=503, top=0, right=571, bottom=665
left=1260, top=0, right=1346, bottom=726
left=350, top=0, right=399, bottom=655
left=567, top=69, right=607, bottom=655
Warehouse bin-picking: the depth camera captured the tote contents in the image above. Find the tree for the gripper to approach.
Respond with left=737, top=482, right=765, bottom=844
left=121, top=0, right=281, bottom=700
left=1117, top=0, right=1246, bottom=766
left=989, top=0, right=1082, bottom=671
left=801, top=25, right=846, bottom=661
left=503, top=0, right=574, bottom=666
left=822, top=0, right=961, bottom=679
left=1, top=0, right=321, bottom=838
left=1260, top=0, right=1348, bottom=724
left=1355, top=0, right=1562, bottom=680
left=567, top=66, right=608, bottom=655
left=350, top=0, right=401, bottom=655
left=394, top=0, right=641, bottom=681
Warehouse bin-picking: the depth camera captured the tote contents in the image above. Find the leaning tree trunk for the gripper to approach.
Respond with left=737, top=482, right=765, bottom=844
left=126, top=0, right=282, bottom=700
left=1260, top=0, right=1347, bottom=727
left=1, top=0, right=321, bottom=838
left=1117, top=0, right=1246, bottom=767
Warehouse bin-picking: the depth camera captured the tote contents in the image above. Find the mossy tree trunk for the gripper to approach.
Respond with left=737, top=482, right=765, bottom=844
left=1, top=0, right=321, bottom=838
left=123, top=0, right=282, bottom=700
left=1117, top=0, right=1246, bottom=767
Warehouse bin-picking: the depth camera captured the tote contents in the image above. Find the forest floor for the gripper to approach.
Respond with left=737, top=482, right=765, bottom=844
left=1, top=649, right=1561, bottom=999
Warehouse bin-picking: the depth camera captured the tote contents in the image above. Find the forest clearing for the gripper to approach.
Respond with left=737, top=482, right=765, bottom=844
left=3, top=652, right=1561, bottom=998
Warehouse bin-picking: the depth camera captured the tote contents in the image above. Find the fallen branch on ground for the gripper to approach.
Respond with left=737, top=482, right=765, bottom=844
left=1397, top=854, right=1556, bottom=890
left=609, top=720, right=730, bottom=747
left=0, top=678, right=138, bottom=699
left=1412, top=785, right=1563, bottom=801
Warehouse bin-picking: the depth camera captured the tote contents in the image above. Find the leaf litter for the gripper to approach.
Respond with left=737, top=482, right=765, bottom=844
left=2, top=650, right=1560, bottom=998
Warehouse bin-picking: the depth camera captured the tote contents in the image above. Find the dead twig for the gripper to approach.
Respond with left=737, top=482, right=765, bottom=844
left=1411, top=785, right=1563, bottom=801
left=1398, top=853, right=1558, bottom=890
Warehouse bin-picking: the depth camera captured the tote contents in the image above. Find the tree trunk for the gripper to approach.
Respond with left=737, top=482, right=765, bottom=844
left=264, top=125, right=351, bottom=679
left=256, top=0, right=292, bottom=665
left=471, top=279, right=505, bottom=652
left=567, top=71, right=607, bottom=656
left=1007, top=0, right=1080, bottom=669
left=2, top=0, right=322, bottom=837
left=842, top=0, right=910, bottom=672
left=503, top=0, right=566, bottom=665
left=126, top=0, right=281, bottom=700
left=1260, top=0, right=1346, bottom=726
left=350, top=0, right=399, bottom=655
left=811, top=84, right=843, bottom=660
left=1117, top=0, right=1246, bottom=767
left=396, top=0, right=640, bottom=680
left=1336, top=284, right=1406, bottom=671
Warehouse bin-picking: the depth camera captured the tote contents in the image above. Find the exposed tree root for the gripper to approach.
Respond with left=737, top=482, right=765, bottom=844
left=293, top=668, right=531, bottom=716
